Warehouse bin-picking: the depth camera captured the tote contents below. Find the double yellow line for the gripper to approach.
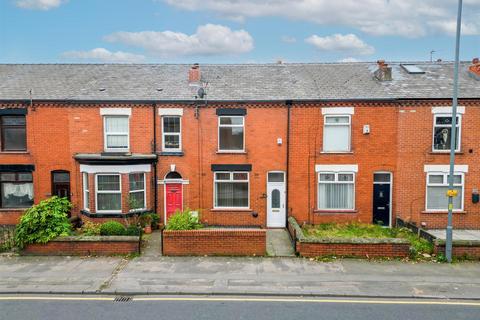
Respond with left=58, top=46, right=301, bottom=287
left=0, top=296, right=480, bottom=306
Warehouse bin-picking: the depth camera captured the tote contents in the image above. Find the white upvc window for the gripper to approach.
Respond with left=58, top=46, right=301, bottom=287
left=426, top=172, right=464, bottom=211
left=83, top=172, right=89, bottom=211
left=214, top=171, right=249, bottom=209
left=318, top=172, right=355, bottom=210
left=218, top=116, right=245, bottom=152
left=323, top=115, right=351, bottom=152
left=162, top=116, right=181, bottom=152
left=104, top=116, right=129, bottom=152
left=95, top=174, right=122, bottom=213
left=129, top=173, right=146, bottom=211
left=432, top=114, right=461, bottom=152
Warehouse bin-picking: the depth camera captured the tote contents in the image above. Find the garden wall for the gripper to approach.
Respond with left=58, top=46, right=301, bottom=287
left=22, top=236, right=140, bottom=256
left=162, top=228, right=266, bottom=256
left=434, top=240, right=480, bottom=260
left=288, top=217, right=410, bottom=258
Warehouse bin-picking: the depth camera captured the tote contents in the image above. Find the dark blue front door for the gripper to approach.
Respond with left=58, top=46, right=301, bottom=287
left=373, top=183, right=390, bottom=226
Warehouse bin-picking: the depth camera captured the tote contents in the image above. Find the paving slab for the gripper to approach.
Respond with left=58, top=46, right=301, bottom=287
left=427, top=229, right=480, bottom=241
left=266, top=229, right=295, bottom=257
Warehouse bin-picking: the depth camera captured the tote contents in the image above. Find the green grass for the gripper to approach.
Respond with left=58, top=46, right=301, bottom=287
left=303, top=223, right=434, bottom=259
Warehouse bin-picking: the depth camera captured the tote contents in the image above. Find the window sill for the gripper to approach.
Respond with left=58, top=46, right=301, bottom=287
left=0, top=208, right=29, bottom=211
left=158, top=151, right=184, bottom=156
left=314, top=209, right=358, bottom=214
left=0, top=151, right=30, bottom=155
left=216, top=151, right=247, bottom=155
left=429, top=151, right=464, bottom=155
left=210, top=208, right=253, bottom=212
left=320, top=151, right=353, bottom=154
left=421, top=210, right=467, bottom=214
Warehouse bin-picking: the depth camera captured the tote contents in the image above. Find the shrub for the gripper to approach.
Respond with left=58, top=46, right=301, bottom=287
left=82, top=221, right=101, bottom=236
left=100, top=221, right=126, bottom=236
left=14, top=196, right=72, bottom=249
left=150, top=213, right=160, bottom=228
left=138, top=213, right=153, bottom=228
left=124, top=225, right=142, bottom=236
left=166, top=208, right=202, bottom=230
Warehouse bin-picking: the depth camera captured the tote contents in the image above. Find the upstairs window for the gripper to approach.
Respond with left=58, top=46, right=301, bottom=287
left=323, top=115, right=351, bottom=152
left=214, top=172, right=249, bottom=208
left=162, top=116, right=181, bottom=152
left=433, top=115, right=461, bottom=152
left=0, top=172, right=33, bottom=208
left=104, top=116, right=129, bottom=152
left=218, top=116, right=244, bottom=152
left=1, top=116, right=26, bottom=151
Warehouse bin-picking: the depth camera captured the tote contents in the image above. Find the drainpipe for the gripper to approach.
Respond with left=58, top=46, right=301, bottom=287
left=285, top=100, right=292, bottom=228
left=152, top=102, right=158, bottom=215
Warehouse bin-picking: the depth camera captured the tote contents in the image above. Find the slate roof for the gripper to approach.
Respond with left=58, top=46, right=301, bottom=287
left=0, top=62, right=478, bottom=101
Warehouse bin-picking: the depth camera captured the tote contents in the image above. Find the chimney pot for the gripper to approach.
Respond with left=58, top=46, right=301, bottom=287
left=469, top=58, right=480, bottom=80
left=374, top=60, right=392, bottom=81
left=472, top=57, right=479, bottom=65
left=189, top=64, right=201, bottom=84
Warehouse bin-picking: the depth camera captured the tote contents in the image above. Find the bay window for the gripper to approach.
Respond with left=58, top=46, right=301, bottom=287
left=129, top=173, right=146, bottom=211
left=95, top=174, right=121, bottom=213
left=83, top=173, right=89, bottom=211
left=318, top=172, right=355, bottom=210
left=0, top=172, right=33, bottom=208
left=214, top=172, right=249, bottom=208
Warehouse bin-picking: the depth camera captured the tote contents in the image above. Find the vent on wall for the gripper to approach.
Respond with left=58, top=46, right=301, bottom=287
left=401, top=64, right=425, bottom=74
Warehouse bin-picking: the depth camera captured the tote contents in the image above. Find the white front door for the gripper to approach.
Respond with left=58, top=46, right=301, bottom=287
left=267, top=171, right=286, bottom=228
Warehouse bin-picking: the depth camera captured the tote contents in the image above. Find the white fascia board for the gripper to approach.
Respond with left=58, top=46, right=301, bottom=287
left=424, top=164, right=468, bottom=173
left=80, top=164, right=151, bottom=174
left=431, top=106, right=465, bottom=114
left=158, top=108, right=184, bottom=116
left=100, top=108, right=132, bottom=116
left=315, top=164, right=358, bottom=172
left=321, top=107, right=354, bottom=115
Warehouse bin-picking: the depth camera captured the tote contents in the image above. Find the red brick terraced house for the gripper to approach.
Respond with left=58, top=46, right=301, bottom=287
left=0, top=61, right=479, bottom=231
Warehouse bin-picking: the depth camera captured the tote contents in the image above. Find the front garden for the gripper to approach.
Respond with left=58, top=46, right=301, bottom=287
left=289, top=217, right=435, bottom=260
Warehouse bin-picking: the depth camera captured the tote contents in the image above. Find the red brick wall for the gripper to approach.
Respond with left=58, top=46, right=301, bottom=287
left=0, top=210, right=24, bottom=225
left=22, top=238, right=140, bottom=256
left=297, top=241, right=410, bottom=258
left=162, top=229, right=266, bottom=256
left=434, top=244, right=480, bottom=259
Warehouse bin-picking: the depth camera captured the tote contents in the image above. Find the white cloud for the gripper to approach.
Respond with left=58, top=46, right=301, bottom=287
left=14, top=0, right=66, bottom=10
left=104, top=24, right=254, bottom=57
left=62, top=48, right=145, bottom=63
left=281, top=35, right=297, bottom=44
left=306, top=34, right=375, bottom=55
left=338, top=57, right=360, bottom=63
left=164, top=0, right=480, bottom=37
left=428, top=20, right=480, bottom=36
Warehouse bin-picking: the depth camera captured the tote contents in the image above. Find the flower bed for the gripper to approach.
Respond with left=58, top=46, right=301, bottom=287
left=162, top=228, right=266, bottom=256
left=22, top=235, right=140, bottom=256
left=288, top=217, right=413, bottom=258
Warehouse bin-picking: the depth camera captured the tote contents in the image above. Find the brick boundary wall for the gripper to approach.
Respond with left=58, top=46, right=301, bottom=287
left=288, top=217, right=410, bottom=258
left=162, top=229, right=266, bottom=256
left=434, top=240, right=480, bottom=260
left=0, top=210, right=24, bottom=225
left=22, top=236, right=140, bottom=256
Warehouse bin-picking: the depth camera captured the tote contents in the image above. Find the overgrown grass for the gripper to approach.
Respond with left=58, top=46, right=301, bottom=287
left=303, top=223, right=434, bottom=259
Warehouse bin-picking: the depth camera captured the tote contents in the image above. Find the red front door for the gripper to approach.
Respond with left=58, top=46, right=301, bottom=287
left=165, top=183, right=182, bottom=221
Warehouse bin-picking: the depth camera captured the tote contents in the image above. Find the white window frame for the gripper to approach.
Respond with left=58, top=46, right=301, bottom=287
left=317, top=171, right=355, bottom=210
left=218, top=116, right=245, bottom=152
left=103, top=115, right=130, bottom=152
left=322, top=115, right=352, bottom=152
left=83, top=172, right=89, bottom=211
left=95, top=173, right=122, bottom=214
left=425, top=172, right=464, bottom=212
left=129, top=172, right=146, bottom=212
left=213, top=171, right=250, bottom=209
left=432, top=114, right=461, bottom=152
left=161, top=116, right=182, bottom=152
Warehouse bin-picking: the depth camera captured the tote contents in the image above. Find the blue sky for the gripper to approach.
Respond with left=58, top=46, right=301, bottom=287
left=1, top=0, right=479, bottom=64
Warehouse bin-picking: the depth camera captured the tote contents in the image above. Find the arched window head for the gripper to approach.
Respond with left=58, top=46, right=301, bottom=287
left=165, top=171, right=182, bottom=180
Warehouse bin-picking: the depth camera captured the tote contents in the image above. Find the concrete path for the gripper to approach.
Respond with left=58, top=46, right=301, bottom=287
left=142, top=231, right=162, bottom=257
left=1, top=255, right=480, bottom=299
left=266, top=229, right=295, bottom=257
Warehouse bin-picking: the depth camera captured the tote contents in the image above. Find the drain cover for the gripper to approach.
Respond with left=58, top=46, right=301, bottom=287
left=114, top=296, right=132, bottom=302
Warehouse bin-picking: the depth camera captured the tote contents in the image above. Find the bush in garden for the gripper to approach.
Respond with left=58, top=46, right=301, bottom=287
left=100, top=221, right=126, bottom=236
left=14, top=196, right=72, bottom=249
left=124, top=224, right=142, bottom=236
left=82, top=221, right=101, bottom=236
left=165, top=208, right=202, bottom=231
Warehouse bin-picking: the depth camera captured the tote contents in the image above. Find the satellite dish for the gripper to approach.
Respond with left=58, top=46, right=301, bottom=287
left=197, top=87, right=206, bottom=99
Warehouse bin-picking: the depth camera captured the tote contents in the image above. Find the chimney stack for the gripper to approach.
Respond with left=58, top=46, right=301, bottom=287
left=469, top=58, right=480, bottom=80
left=189, top=63, right=201, bottom=84
left=374, top=59, right=392, bottom=81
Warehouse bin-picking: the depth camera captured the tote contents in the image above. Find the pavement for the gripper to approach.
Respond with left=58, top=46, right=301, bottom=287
left=1, top=254, right=480, bottom=299
left=428, top=229, right=480, bottom=241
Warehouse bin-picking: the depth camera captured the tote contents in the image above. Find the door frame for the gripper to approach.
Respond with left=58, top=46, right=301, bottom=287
left=266, top=171, right=286, bottom=228
left=373, top=171, right=393, bottom=227
left=163, top=180, right=183, bottom=224
left=50, top=170, right=71, bottom=200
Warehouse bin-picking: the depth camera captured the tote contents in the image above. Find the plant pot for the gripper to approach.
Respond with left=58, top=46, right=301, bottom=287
left=144, top=225, right=152, bottom=234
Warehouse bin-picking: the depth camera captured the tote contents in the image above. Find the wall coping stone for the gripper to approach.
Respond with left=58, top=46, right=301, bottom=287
left=434, top=239, right=480, bottom=247
left=51, top=235, right=140, bottom=242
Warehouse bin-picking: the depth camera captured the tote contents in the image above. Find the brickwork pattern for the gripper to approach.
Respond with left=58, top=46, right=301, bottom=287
left=297, top=242, right=410, bottom=258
